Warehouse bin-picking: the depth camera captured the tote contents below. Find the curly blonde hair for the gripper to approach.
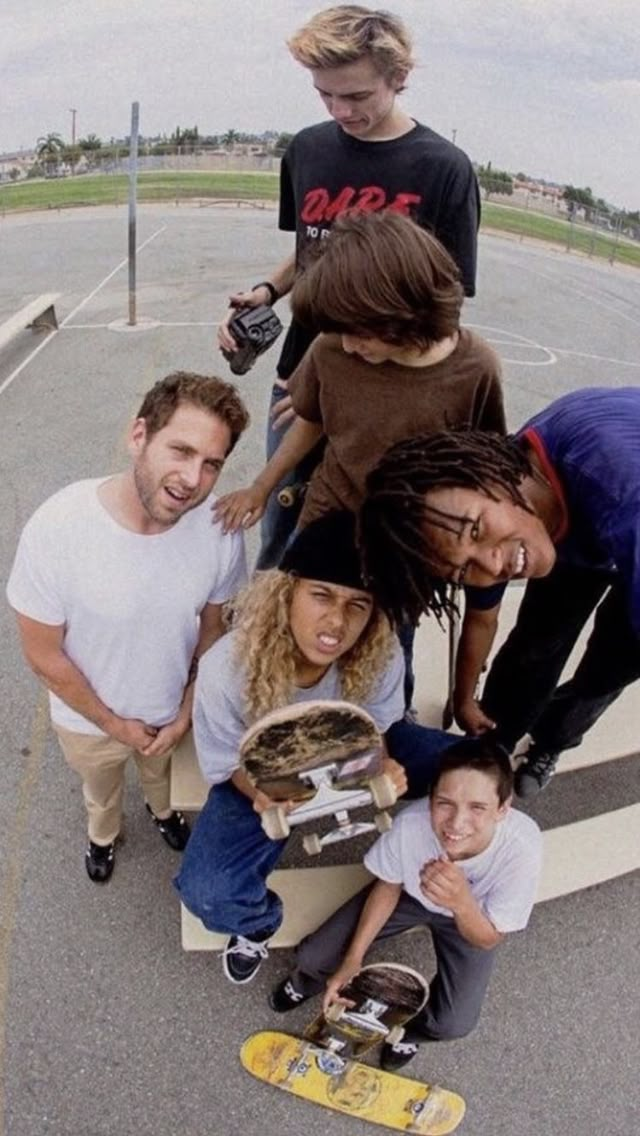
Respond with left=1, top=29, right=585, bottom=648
left=232, top=570, right=397, bottom=722
left=288, top=5, right=414, bottom=85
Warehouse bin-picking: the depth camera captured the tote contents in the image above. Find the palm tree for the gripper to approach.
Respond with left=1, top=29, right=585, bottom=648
left=221, top=129, right=239, bottom=150
left=36, top=133, right=64, bottom=175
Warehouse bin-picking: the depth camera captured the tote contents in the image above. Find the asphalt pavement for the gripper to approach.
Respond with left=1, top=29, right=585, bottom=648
left=1, top=205, right=639, bottom=1136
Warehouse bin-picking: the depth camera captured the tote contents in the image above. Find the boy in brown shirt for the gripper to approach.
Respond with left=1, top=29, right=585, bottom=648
left=215, top=210, right=504, bottom=535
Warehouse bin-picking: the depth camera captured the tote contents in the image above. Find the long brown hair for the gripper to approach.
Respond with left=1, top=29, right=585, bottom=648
left=291, top=211, right=463, bottom=350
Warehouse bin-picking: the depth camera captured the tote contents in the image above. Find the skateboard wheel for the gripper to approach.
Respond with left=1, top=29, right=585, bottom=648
left=374, top=810, right=393, bottom=834
left=368, top=773, right=397, bottom=809
left=277, top=487, right=296, bottom=507
left=302, top=833, right=323, bottom=856
left=325, top=1003, right=346, bottom=1024
left=261, top=805, right=290, bottom=840
left=386, top=1025, right=405, bottom=1046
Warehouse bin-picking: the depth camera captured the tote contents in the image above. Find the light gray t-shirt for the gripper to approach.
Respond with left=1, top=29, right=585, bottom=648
left=193, top=628, right=405, bottom=785
left=365, top=798, right=542, bottom=933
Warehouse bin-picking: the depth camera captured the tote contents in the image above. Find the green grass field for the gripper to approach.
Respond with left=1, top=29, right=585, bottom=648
left=0, top=171, right=281, bottom=210
left=482, top=202, right=640, bottom=268
left=1, top=172, right=639, bottom=269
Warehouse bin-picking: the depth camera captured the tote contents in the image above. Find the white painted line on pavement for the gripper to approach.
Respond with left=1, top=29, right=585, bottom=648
left=537, top=803, right=640, bottom=901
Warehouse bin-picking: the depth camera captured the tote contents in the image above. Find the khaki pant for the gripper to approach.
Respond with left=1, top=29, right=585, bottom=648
left=54, top=725, right=172, bottom=845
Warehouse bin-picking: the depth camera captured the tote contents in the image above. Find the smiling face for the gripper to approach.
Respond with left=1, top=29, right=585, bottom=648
left=430, top=768, right=511, bottom=861
left=311, top=57, right=407, bottom=140
left=422, top=485, right=557, bottom=588
left=288, top=578, right=374, bottom=685
left=129, top=403, right=230, bottom=531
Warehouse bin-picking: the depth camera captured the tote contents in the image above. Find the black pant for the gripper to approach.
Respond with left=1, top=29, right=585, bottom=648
left=482, top=564, right=640, bottom=754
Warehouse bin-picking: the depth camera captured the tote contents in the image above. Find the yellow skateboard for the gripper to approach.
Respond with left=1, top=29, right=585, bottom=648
left=240, top=1030, right=466, bottom=1134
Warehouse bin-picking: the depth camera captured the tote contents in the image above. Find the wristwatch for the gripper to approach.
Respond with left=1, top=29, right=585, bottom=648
left=251, top=280, right=279, bottom=305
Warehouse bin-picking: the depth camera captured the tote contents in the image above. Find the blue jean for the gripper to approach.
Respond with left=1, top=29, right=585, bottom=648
left=174, top=780, right=287, bottom=937
left=174, top=723, right=459, bottom=940
left=256, top=383, right=325, bottom=570
left=386, top=719, right=463, bottom=798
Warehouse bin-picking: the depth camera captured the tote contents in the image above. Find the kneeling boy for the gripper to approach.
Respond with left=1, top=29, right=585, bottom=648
left=270, top=738, right=542, bottom=1070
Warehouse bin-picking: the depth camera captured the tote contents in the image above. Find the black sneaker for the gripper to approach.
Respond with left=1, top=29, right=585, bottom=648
left=85, top=840, right=115, bottom=883
left=269, top=977, right=310, bottom=1012
left=146, top=804, right=190, bottom=851
left=514, top=748, right=559, bottom=798
left=380, top=1037, right=420, bottom=1072
left=223, top=934, right=270, bottom=984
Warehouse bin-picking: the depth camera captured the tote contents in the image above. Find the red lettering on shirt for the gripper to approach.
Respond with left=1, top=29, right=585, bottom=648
left=352, top=185, right=387, bottom=212
left=301, top=189, right=331, bottom=223
left=323, top=187, right=358, bottom=220
left=387, top=192, right=422, bottom=215
left=300, top=186, right=423, bottom=225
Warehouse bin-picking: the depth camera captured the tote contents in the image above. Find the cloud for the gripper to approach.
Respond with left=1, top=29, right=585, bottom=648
left=2, top=0, right=640, bottom=206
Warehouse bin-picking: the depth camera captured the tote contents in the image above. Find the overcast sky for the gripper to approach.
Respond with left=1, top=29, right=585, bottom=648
left=3, top=0, right=640, bottom=209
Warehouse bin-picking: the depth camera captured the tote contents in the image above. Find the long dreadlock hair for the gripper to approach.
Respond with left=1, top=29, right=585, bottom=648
left=359, top=430, right=534, bottom=625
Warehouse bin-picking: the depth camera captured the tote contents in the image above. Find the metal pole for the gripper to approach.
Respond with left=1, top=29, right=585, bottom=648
left=609, top=213, right=622, bottom=266
left=128, top=101, right=140, bottom=326
left=69, top=108, right=77, bottom=175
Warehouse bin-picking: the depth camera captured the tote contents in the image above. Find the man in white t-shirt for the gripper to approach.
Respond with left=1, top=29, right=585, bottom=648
left=270, top=738, right=542, bottom=1071
left=7, top=372, right=249, bottom=883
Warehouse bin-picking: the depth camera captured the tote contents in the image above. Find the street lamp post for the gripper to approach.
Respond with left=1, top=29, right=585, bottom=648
left=69, top=108, right=77, bottom=175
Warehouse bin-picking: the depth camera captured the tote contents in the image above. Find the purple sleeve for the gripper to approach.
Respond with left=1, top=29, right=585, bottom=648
left=601, top=510, right=640, bottom=638
left=464, top=582, right=507, bottom=610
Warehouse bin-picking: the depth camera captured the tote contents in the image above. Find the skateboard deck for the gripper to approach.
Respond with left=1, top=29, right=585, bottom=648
left=240, top=1030, right=466, bottom=1134
left=239, top=700, right=397, bottom=851
left=305, top=962, right=428, bottom=1060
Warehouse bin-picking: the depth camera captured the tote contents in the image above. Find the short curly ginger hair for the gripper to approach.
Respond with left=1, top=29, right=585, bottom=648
left=136, top=371, right=249, bottom=454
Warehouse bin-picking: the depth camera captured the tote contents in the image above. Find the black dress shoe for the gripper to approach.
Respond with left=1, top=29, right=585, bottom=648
left=146, top=804, right=190, bottom=851
left=85, top=840, right=115, bottom=882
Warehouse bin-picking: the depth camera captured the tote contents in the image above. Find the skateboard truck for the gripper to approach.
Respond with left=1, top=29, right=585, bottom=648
left=325, top=999, right=406, bottom=1047
left=259, top=760, right=396, bottom=851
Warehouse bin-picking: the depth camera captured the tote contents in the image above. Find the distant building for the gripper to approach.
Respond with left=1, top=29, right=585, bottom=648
left=0, top=150, right=33, bottom=182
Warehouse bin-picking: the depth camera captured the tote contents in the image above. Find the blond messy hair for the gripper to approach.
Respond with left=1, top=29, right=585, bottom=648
left=288, top=5, right=414, bottom=85
left=232, top=570, right=397, bottom=722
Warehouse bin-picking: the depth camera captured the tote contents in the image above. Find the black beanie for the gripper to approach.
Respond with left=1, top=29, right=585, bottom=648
left=279, top=511, right=369, bottom=592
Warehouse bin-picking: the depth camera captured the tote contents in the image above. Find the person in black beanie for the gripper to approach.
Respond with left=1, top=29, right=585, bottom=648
left=175, top=511, right=458, bottom=985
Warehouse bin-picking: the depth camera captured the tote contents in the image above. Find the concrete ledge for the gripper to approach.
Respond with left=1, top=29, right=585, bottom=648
left=180, top=802, right=640, bottom=950
left=0, top=293, right=60, bottom=351
left=181, top=864, right=372, bottom=951
left=171, top=731, right=205, bottom=812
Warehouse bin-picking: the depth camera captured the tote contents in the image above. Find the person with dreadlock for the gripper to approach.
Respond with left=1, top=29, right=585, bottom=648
left=175, top=511, right=460, bottom=986
left=214, top=209, right=505, bottom=707
left=360, top=386, right=640, bottom=797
